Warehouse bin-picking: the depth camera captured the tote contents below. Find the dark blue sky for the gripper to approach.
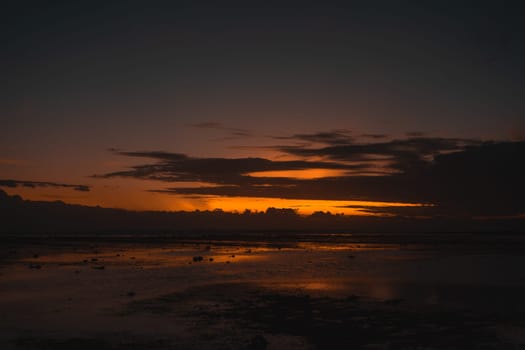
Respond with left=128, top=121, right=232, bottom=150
left=1, top=1, right=524, bottom=213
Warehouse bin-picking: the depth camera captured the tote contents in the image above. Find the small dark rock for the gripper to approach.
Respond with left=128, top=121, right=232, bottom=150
left=209, top=258, right=214, bottom=262
left=92, top=266, right=105, bottom=270
left=127, top=292, right=136, bottom=297
left=383, top=298, right=403, bottom=305
left=28, top=264, right=41, bottom=269
left=346, top=294, right=360, bottom=302
left=193, top=256, right=204, bottom=262
left=247, top=335, right=268, bottom=350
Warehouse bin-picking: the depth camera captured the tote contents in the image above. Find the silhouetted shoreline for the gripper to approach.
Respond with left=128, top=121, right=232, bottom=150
left=2, top=190, right=524, bottom=235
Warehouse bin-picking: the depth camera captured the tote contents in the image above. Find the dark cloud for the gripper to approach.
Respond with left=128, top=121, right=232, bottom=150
left=0, top=179, right=90, bottom=192
left=97, top=135, right=524, bottom=217
left=96, top=150, right=353, bottom=186
left=275, top=137, right=479, bottom=173
left=273, top=130, right=353, bottom=145
left=361, top=134, right=389, bottom=139
left=189, top=121, right=251, bottom=138
left=406, top=131, right=427, bottom=137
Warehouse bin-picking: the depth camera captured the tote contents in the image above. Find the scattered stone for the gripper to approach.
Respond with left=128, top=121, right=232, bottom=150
left=193, top=256, right=204, bottom=262
left=346, top=294, right=360, bottom=302
left=383, top=298, right=403, bottom=305
left=247, top=335, right=268, bottom=350
left=209, top=258, right=214, bottom=262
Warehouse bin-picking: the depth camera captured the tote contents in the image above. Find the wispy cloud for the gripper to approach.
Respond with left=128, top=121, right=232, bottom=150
left=0, top=179, right=90, bottom=192
left=360, top=133, right=389, bottom=139
left=188, top=121, right=251, bottom=138
left=273, top=129, right=353, bottom=145
left=96, top=132, right=525, bottom=217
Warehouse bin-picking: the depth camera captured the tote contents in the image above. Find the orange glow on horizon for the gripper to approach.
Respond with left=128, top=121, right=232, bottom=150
left=3, top=185, right=426, bottom=216
left=247, top=168, right=349, bottom=179
left=167, top=196, right=426, bottom=216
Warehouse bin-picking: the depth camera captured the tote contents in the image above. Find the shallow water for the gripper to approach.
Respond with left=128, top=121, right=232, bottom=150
left=2, top=234, right=525, bottom=348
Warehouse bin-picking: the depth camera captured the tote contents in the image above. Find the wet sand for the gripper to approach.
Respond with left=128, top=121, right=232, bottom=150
left=2, top=233, right=525, bottom=349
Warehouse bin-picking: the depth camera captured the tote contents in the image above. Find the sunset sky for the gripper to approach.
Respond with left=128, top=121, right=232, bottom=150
left=2, top=1, right=524, bottom=216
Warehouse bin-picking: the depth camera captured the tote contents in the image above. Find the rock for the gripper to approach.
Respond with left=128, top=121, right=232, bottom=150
left=92, top=265, right=105, bottom=270
left=193, top=256, right=204, bottom=262
left=28, top=263, right=41, bottom=269
left=383, top=298, right=403, bottom=305
left=346, top=294, right=359, bottom=302
left=209, top=258, right=214, bottom=262
left=127, top=291, right=136, bottom=297
left=247, top=335, right=268, bottom=350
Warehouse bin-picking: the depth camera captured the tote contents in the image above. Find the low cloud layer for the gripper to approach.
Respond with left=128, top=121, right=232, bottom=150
left=96, top=133, right=525, bottom=217
left=0, top=179, right=90, bottom=192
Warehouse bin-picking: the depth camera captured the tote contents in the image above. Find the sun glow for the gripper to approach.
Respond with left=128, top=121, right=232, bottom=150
left=246, top=168, right=348, bottom=179
left=167, top=195, right=426, bottom=216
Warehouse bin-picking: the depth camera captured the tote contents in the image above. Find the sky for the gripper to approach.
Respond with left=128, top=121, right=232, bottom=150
left=1, top=1, right=524, bottom=217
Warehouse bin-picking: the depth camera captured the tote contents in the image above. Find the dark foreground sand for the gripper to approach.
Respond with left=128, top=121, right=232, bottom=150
left=2, top=233, right=525, bottom=349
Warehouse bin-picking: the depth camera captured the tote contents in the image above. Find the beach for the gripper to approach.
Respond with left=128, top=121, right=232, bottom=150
left=2, top=233, right=525, bottom=349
